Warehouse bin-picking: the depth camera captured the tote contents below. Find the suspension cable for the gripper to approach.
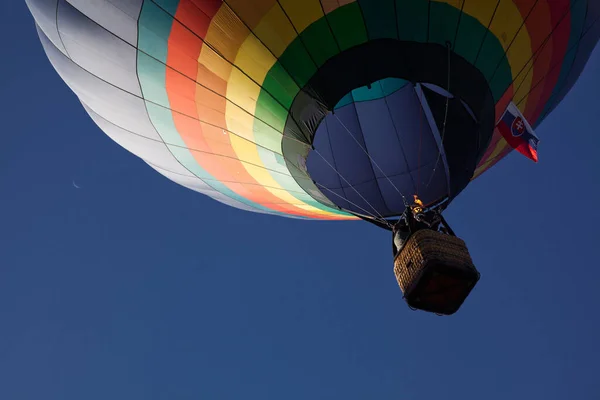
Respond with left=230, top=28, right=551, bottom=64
left=424, top=41, right=452, bottom=190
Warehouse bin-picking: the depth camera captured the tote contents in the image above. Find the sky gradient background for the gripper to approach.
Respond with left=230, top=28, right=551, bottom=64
left=2, top=1, right=600, bottom=399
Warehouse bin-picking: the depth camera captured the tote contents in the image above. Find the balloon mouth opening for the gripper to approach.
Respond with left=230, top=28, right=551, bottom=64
left=280, top=39, right=497, bottom=217
left=305, top=80, right=453, bottom=217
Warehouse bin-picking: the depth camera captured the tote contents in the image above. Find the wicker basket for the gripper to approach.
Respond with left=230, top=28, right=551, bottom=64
left=393, top=229, right=480, bottom=315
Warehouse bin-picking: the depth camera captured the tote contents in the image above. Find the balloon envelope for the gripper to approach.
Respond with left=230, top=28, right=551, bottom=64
left=26, top=0, right=600, bottom=220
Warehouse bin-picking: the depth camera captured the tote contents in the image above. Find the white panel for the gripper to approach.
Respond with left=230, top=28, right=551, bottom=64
left=64, top=0, right=142, bottom=46
left=83, top=104, right=196, bottom=177
left=148, top=164, right=215, bottom=194
left=39, top=27, right=162, bottom=142
left=26, top=0, right=68, bottom=56
left=57, top=0, right=142, bottom=96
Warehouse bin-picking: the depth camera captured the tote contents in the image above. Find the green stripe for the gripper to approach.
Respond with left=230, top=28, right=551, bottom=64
left=396, top=0, right=428, bottom=42
left=357, top=0, right=398, bottom=40
left=150, top=0, right=179, bottom=15
left=328, top=2, right=369, bottom=50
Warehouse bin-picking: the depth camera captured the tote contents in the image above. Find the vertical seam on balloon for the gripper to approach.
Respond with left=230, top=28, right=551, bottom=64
left=426, top=0, right=431, bottom=43
left=219, top=1, right=306, bottom=95
left=537, top=0, right=589, bottom=120
left=393, top=0, right=399, bottom=39
left=528, top=1, right=576, bottom=121
left=350, top=99, right=393, bottom=215
left=55, top=0, right=72, bottom=60
left=488, top=0, right=539, bottom=83
left=538, top=2, right=592, bottom=122
left=473, top=0, right=500, bottom=65
left=318, top=0, right=342, bottom=52
left=353, top=0, right=371, bottom=42
left=382, top=88, right=418, bottom=198
left=274, top=0, right=320, bottom=70
left=322, top=116, right=346, bottom=206
left=451, top=0, right=466, bottom=51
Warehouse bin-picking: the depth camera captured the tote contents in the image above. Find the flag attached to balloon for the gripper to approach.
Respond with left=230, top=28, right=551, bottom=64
left=497, top=102, right=540, bottom=162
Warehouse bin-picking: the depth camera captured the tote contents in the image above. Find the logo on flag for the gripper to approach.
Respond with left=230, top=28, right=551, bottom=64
left=496, top=102, right=540, bottom=162
left=511, top=116, right=526, bottom=137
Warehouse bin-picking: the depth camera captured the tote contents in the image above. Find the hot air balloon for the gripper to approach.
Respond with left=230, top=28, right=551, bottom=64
left=26, top=0, right=600, bottom=314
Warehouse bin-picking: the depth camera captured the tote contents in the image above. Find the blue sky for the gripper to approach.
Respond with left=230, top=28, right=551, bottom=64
left=2, top=1, right=600, bottom=399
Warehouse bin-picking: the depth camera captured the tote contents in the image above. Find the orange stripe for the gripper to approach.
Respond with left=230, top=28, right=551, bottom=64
left=226, top=0, right=279, bottom=28
left=321, top=0, right=355, bottom=14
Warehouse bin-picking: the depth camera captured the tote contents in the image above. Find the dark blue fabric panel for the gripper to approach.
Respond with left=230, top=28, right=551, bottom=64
left=386, top=86, right=440, bottom=169
left=326, top=106, right=377, bottom=187
left=308, top=119, right=343, bottom=188
left=376, top=176, right=414, bottom=213
left=353, top=89, right=410, bottom=180
left=340, top=180, right=392, bottom=217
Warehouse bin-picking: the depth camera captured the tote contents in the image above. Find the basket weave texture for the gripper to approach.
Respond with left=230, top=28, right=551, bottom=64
left=393, top=229, right=479, bottom=315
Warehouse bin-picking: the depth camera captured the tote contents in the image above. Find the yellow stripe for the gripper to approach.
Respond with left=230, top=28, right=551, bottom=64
left=473, top=139, right=509, bottom=178
left=222, top=4, right=337, bottom=216
left=230, top=135, right=337, bottom=216
left=226, top=34, right=334, bottom=216
left=253, top=5, right=298, bottom=57
left=278, top=0, right=324, bottom=33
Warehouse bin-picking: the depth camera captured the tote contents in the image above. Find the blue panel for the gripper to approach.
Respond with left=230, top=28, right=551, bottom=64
left=324, top=106, right=378, bottom=187
left=309, top=119, right=344, bottom=189
left=353, top=86, right=415, bottom=180
left=341, top=180, right=391, bottom=217
left=386, top=86, right=440, bottom=169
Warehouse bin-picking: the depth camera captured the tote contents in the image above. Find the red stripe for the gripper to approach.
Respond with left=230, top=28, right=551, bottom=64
left=528, top=0, right=571, bottom=124
left=527, top=1, right=571, bottom=124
